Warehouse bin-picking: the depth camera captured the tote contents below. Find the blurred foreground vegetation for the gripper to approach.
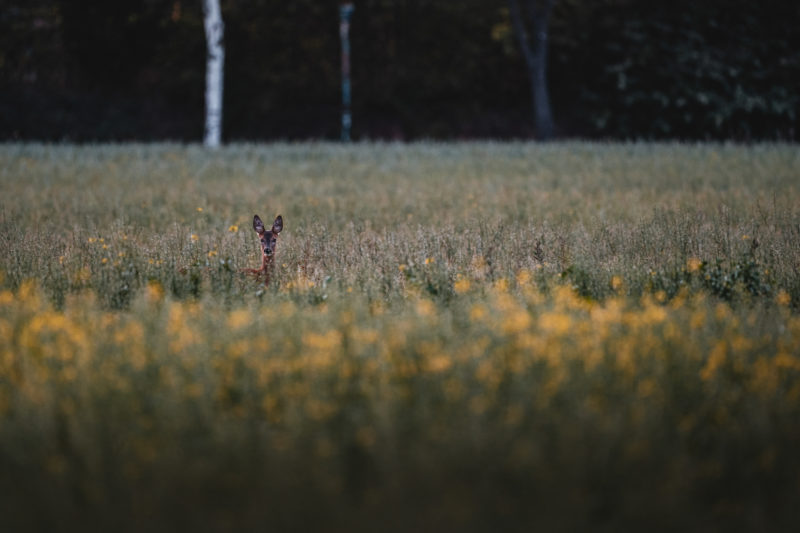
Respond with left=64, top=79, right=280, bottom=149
left=1, top=142, right=799, bottom=531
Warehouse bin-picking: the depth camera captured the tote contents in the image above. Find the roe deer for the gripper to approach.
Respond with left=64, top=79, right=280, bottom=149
left=242, top=214, right=283, bottom=286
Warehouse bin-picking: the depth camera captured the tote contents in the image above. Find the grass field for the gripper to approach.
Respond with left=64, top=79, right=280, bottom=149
left=1, top=142, right=799, bottom=531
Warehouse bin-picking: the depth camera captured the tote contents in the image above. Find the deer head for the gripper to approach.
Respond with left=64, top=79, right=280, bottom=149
left=253, top=214, right=283, bottom=266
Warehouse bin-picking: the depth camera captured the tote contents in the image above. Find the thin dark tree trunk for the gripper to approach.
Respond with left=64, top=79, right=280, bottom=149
left=509, top=0, right=555, bottom=140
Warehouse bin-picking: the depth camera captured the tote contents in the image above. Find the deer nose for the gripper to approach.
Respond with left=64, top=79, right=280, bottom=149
left=264, top=248, right=273, bottom=256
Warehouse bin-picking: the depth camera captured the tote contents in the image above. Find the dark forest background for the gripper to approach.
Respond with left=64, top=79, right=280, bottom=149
left=2, top=0, right=798, bottom=142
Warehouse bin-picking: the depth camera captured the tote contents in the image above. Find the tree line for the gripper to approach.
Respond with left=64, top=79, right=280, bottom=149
left=1, top=0, right=798, bottom=141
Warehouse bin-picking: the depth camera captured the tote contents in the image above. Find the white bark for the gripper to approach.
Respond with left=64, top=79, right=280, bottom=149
left=202, top=0, right=224, bottom=147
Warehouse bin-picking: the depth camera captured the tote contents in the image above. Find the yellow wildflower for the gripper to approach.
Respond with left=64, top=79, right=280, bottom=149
left=416, top=298, right=436, bottom=318
left=493, top=278, right=509, bottom=293
left=700, top=341, right=726, bottom=381
left=426, top=354, right=453, bottom=374
left=539, top=311, right=571, bottom=336
left=227, top=309, right=252, bottom=330
left=776, top=290, right=791, bottom=307
left=145, top=281, right=164, bottom=303
left=470, top=304, right=487, bottom=323
left=454, top=275, right=471, bottom=294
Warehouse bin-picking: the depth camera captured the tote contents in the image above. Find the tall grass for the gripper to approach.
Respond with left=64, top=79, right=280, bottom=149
left=1, top=142, right=798, bottom=308
left=1, top=142, right=799, bottom=531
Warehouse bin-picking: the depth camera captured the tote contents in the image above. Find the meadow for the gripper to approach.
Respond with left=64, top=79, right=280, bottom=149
left=1, top=142, right=799, bottom=531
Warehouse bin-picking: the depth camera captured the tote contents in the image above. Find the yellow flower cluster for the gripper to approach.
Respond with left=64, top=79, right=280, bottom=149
left=0, top=279, right=798, bottom=467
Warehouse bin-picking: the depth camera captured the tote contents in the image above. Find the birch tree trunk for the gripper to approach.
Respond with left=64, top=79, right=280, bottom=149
left=202, top=0, right=224, bottom=148
left=508, top=0, right=555, bottom=140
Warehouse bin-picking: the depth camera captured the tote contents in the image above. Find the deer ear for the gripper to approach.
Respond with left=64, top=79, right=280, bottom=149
left=272, top=215, right=283, bottom=234
left=253, top=215, right=265, bottom=234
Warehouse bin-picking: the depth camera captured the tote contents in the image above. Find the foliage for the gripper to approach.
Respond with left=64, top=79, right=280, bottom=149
left=555, top=0, right=800, bottom=139
left=1, top=0, right=798, bottom=140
